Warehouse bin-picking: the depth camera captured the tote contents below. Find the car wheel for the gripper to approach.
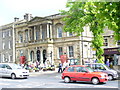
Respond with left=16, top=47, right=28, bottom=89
left=108, top=75, right=113, bottom=81
left=11, top=73, right=16, bottom=79
left=64, top=77, right=71, bottom=83
left=92, top=78, right=99, bottom=85
left=73, top=80, right=76, bottom=82
left=24, top=77, right=28, bottom=79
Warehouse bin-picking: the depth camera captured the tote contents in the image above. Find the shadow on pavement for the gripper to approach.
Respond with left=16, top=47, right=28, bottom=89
left=0, top=77, right=27, bottom=80
left=59, top=81, right=106, bottom=85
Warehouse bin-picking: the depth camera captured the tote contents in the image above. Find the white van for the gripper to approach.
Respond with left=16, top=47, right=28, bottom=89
left=0, top=63, right=29, bottom=79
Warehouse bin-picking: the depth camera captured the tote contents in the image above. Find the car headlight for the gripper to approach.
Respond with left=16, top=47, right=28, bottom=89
left=101, top=74, right=105, bottom=78
left=113, top=71, right=117, bottom=74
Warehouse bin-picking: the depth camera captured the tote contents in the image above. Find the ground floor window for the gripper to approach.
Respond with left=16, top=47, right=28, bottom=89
left=37, top=50, right=41, bottom=62
left=58, top=47, right=63, bottom=58
left=43, top=50, right=47, bottom=64
left=68, top=46, right=74, bottom=57
left=30, top=51, right=34, bottom=62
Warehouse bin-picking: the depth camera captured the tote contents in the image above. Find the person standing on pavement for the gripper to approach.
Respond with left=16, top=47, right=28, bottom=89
left=58, top=62, right=62, bottom=73
left=106, top=59, right=110, bottom=67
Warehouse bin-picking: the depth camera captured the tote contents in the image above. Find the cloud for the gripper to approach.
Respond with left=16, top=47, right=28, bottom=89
left=0, top=17, right=8, bottom=26
left=3, top=0, right=67, bottom=11
left=0, top=0, right=68, bottom=25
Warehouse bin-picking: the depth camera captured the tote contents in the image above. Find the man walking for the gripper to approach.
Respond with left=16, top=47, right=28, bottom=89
left=58, top=62, right=62, bottom=73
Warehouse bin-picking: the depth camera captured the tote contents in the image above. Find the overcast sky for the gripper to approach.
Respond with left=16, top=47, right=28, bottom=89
left=0, top=0, right=68, bottom=26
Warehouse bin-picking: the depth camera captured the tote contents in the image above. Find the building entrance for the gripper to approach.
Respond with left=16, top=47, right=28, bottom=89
left=37, top=50, right=41, bottom=63
left=43, top=50, right=47, bottom=64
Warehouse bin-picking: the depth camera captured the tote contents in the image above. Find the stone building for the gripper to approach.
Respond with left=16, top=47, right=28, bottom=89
left=15, top=13, right=94, bottom=67
left=0, top=13, right=119, bottom=67
left=103, top=27, right=120, bottom=65
left=0, top=23, right=14, bottom=63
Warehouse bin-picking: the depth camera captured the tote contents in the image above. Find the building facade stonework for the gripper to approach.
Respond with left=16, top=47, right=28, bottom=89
left=0, top=23, right=13, bottom=63
left=14, top=14, right=94, bottom=67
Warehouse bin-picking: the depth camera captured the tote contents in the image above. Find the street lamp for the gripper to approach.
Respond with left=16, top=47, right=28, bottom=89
left=13, top=22, right=16, bottom=63
left=50, top=51, right=53, bottom=66
left=81, top=32, right=84, bottom=65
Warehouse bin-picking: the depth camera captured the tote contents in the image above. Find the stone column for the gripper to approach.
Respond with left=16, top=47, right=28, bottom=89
left=28, top=28, right=30, bottom=41
left=40, top=49, right=44, bottom=67
left=23, top=31, right=25, bottom=42
left=47, top=24, right=50, bottom=38
left=50, top=24, right=52, bottom=38
left=33, top=49, right=36, bottom=62
left=40, top=25, right=42, bottom=39
left=34, top=26, right=36, bottom=41
left=47, top=45, right=54, bottom=65
left=27, top=49, right=29, bottom=61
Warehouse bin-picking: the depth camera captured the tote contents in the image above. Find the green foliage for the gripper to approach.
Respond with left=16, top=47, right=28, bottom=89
left=97, top=57, right=104, bottom=64
left=61, top=1, right=120, bottom=61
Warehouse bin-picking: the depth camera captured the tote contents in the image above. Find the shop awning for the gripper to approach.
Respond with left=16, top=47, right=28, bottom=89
left=104, top=47, right=120, bottom=55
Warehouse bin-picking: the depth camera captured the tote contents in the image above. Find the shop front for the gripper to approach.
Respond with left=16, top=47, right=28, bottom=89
left=104, top=47, right=120, bottom=66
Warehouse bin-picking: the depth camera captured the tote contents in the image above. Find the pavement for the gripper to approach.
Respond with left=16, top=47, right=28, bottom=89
left=29, top=68, right=59, bottom=76
left=113, top=65, right=120, bottom=79
left=113, top=65, right=120, bottom=72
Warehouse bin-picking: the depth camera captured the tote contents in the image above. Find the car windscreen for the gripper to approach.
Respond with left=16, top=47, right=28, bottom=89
left=10, top=64, right=22, bottom=69
left=86, top=67, right=94, bottom=72
left=103, top=64, right=111, bottom=70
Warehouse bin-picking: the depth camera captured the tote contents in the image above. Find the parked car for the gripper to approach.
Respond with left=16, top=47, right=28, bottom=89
left=62, top=65, right=108, bottom=85
left=0, top=63, right=29, bottom=79
left=85, top=63, right=118, bottom=81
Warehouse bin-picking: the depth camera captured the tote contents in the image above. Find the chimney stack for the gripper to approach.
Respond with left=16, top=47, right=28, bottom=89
left=24, top=13, right=33, bottom=21
left=14, top=17, right=19, bottom=22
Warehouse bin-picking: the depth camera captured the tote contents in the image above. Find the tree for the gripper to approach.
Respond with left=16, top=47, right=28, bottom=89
left=61, top=1, right=120, bottom=63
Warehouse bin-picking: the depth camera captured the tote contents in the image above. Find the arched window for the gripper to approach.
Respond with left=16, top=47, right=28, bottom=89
left=18, top=32, right=23, bottom=43
left=58, top=47, right=63, bottom=58
left=57, top=27, right=62, bottom=38
left=43, top=50, right=46, bottom=63
left=37, top=50, right=41, bottom=62
left=36, top=27, right=40, bottom=40
left=68, top=46, right=74, bottom=57
left=30, top=51, right=34, bottom=62
left=25, top=30, right=28, bottom=42
left=3, top=54, right=5, bottom=62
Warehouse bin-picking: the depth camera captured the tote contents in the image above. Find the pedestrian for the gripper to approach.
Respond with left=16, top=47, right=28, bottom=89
left=106, top=59, right=110, bottom=67
left=94, top=59, right=98, bottom=63
left=62, top=62, right=67, bottom=72
left=36, top=61, right=39, bottom=68
left=58, top=62, right=62, bottom=73
left=110, top=61, right=113, bottom=68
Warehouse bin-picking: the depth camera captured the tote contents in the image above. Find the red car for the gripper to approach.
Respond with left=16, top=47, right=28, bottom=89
left=62, top=65, right=108, bottom=85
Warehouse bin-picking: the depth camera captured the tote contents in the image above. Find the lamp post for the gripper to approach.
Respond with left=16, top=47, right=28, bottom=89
left=13, top=22, right=16, bottom=63
left=81, top=32, right=84, bottom=65
left=50, top=51, right=53, bottom=66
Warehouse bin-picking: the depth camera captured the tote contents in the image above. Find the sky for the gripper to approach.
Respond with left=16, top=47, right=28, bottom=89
left=0, top=0, right=68, bottom=26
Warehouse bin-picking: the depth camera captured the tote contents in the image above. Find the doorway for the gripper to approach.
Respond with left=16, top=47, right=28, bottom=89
left=43, top=50, right=47, bottom=64
left=37, top=50, right=41, bottom=63
left=30, top=51, right=34, bottom=62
